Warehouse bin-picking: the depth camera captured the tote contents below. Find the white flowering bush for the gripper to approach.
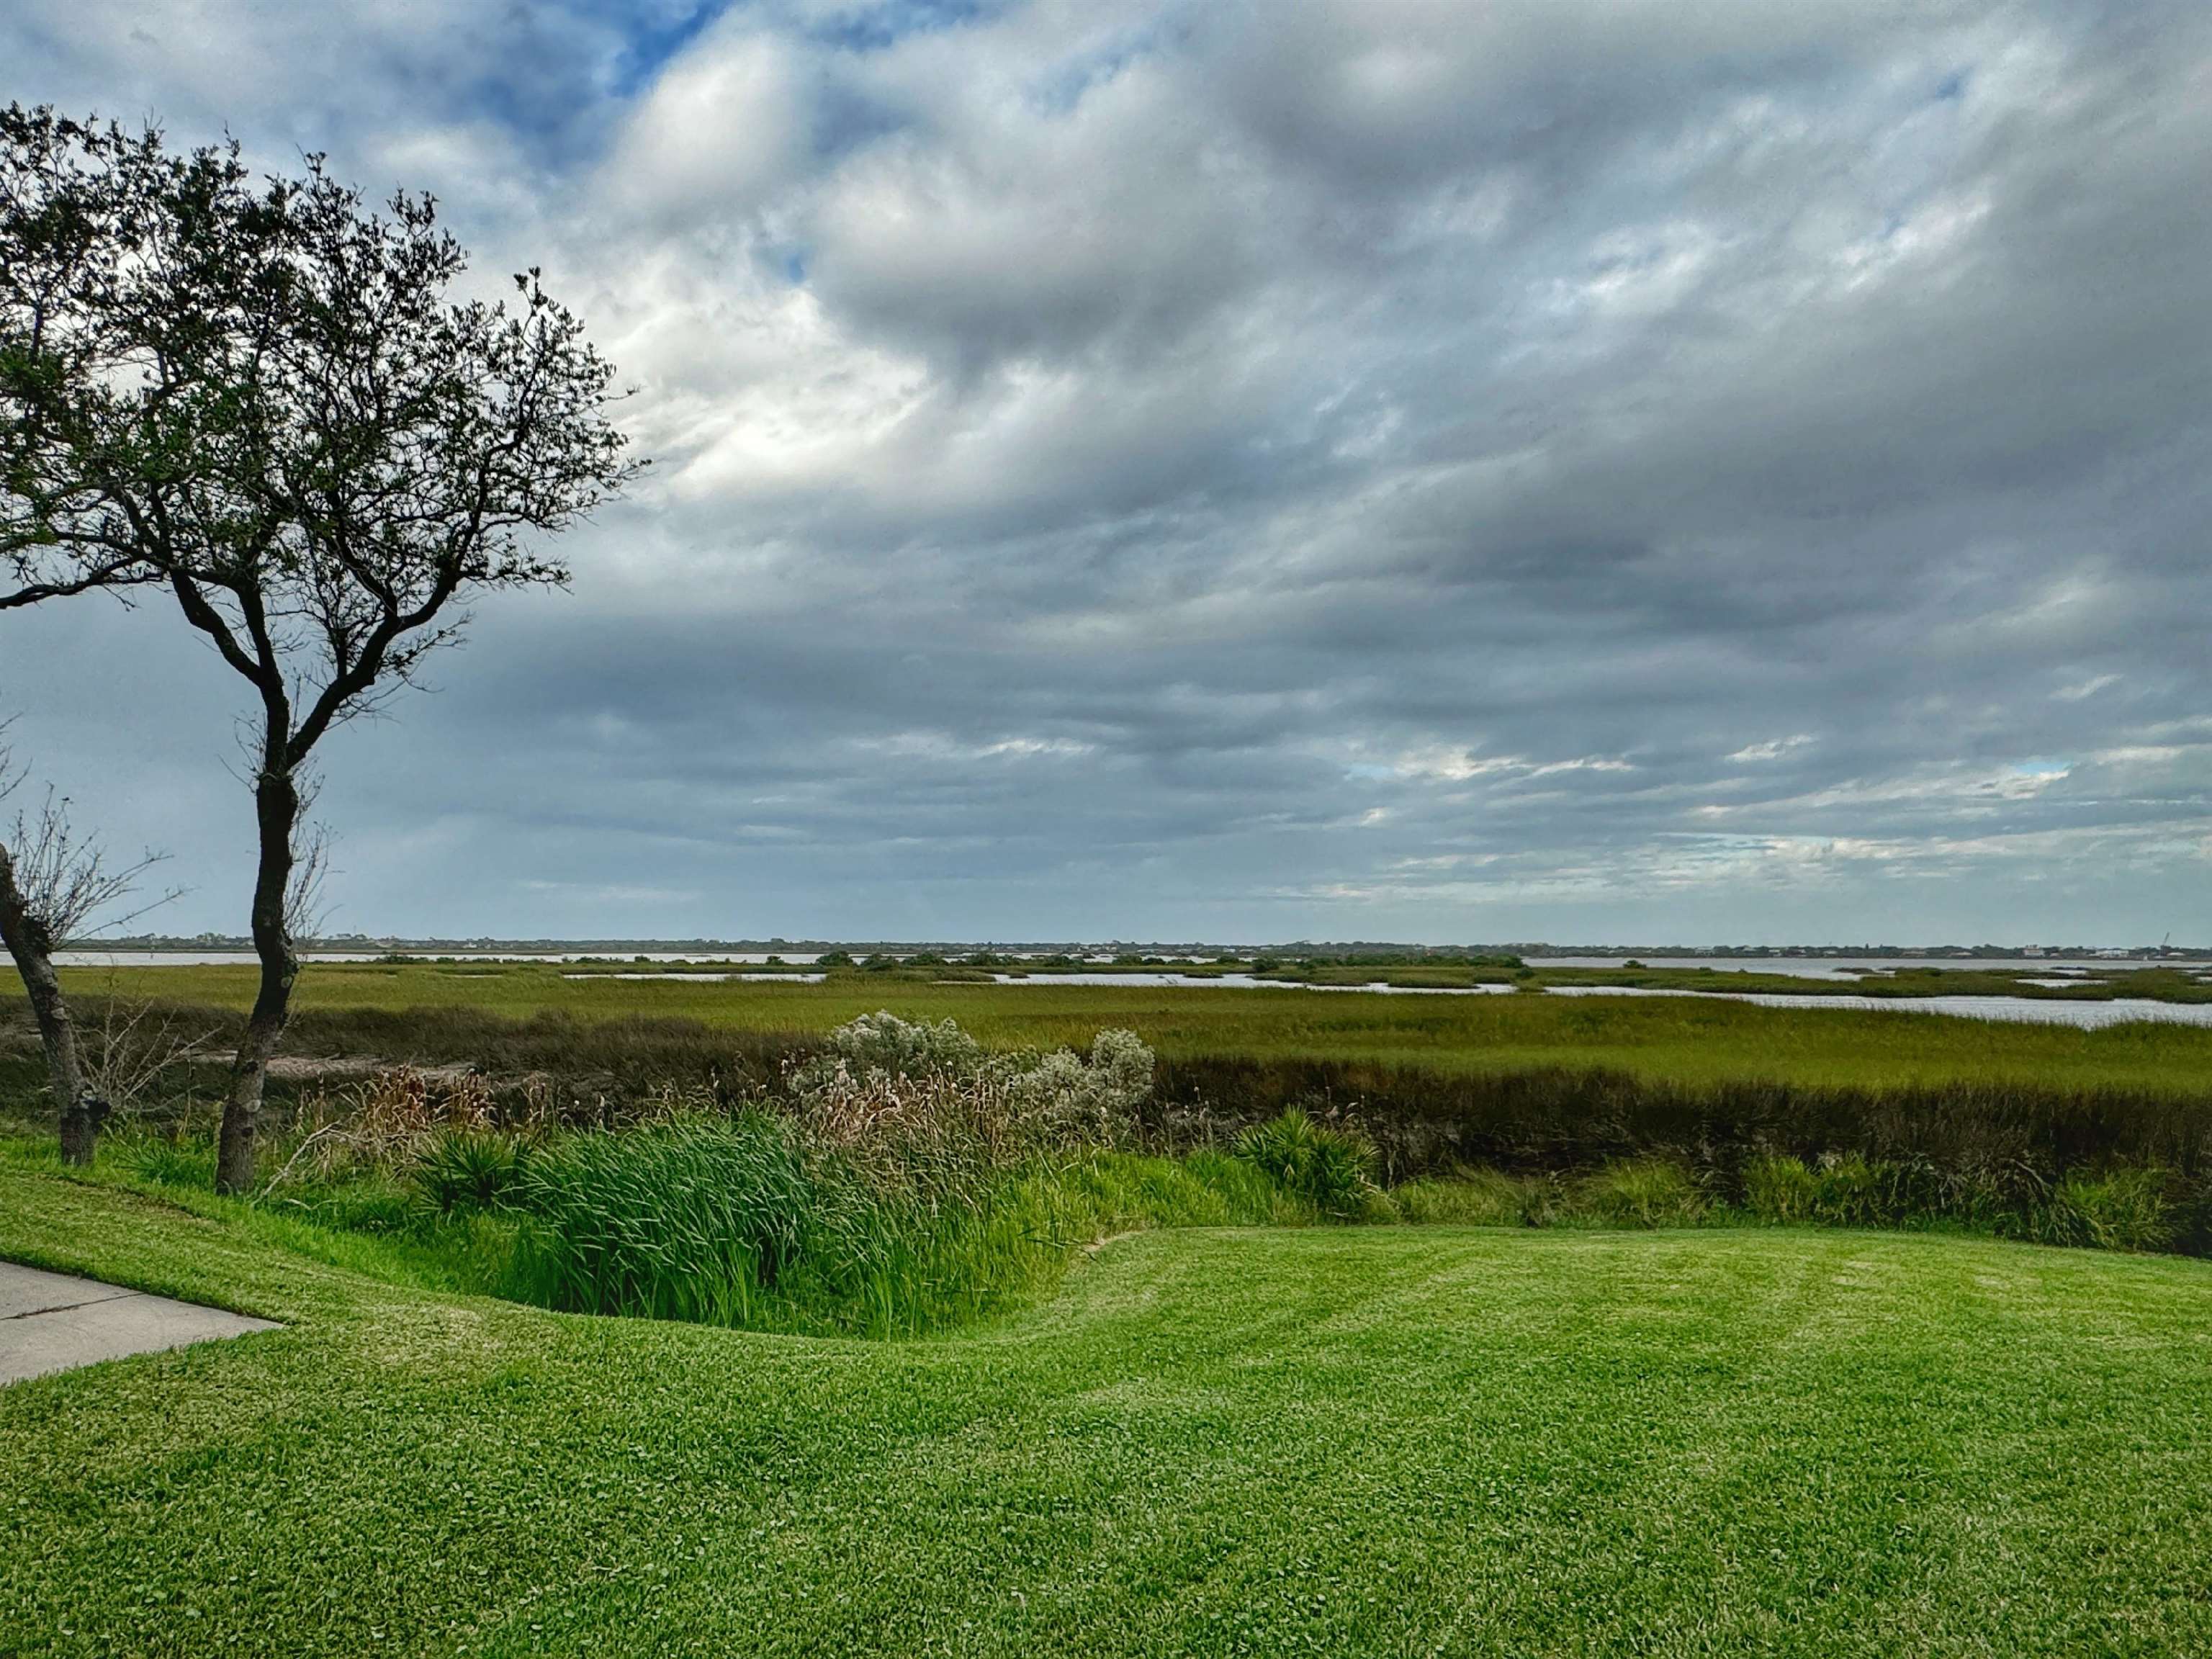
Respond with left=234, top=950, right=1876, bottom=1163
left=1006, top=1028, right=1154, bottom=1147
left=791, top=1011, right=984, bottom=1096
left=788, top=1012, right=1154, bottom=1156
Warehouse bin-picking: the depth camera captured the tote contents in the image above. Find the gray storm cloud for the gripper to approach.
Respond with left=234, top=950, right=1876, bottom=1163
left=1, top=0, right=2208, bottom=943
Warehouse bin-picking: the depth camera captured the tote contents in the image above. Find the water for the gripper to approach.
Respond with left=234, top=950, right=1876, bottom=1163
left=989, top=971, right=1516, bottom=994
left=1528, top=955, right=2145, bottom=981
left=1542, top=985, right=2212, bottom=1028
left=560, top=971, right=827, bottom=984
left=986, top=972, right=2212, bottom=1028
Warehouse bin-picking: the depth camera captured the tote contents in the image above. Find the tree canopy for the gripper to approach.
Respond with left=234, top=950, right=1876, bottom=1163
left=1, top=104, right=639, bottom=748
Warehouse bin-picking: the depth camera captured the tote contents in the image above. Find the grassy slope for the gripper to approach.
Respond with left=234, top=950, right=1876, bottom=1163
left=6, top=1170, right=2212, bottom=1656
left=53, top=961, right=2212, bottom=1092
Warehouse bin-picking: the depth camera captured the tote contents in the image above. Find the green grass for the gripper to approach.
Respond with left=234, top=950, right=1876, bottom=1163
left=48, top=959, right=2212, bottom=1094
left=6, top=1168, right=2212, bottom=1655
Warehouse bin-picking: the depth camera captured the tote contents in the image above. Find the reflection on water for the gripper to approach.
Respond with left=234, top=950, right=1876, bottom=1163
left=992, top=974, right=2212, bottom=1028
left=1542, top=985, right=2212, bottom=1028
left=989, top=972, right=1518, bottom=994
left=1529, top=956, right=2144, bottom=981
left=562, top=972, right=826, bottom=984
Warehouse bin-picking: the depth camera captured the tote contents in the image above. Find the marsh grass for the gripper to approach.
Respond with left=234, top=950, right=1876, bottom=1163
left=505, top=1116, right=835, bottom=1328
left=45, top=961, right=2212, bottom=1092
left=1733, top=1151, right=2189, bottom=1251
left=30, top=973, right=2212, bottom=1189
left=1573, top=1156, right=1708, bottom=1227
left=497, top=1123, right=1303, bottom=1336
left=58, top=983, right=2210, bottom=1199
left=15, top=984, right=2212, bottom=1345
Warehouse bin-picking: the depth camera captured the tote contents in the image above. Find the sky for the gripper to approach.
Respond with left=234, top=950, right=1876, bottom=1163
left=3, top=0, right=2209, bottom=946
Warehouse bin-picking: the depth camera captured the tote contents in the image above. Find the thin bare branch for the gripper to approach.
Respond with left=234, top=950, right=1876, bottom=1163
left=81, top=970, right=215, bottom=1114
left=284, top=812, right=334, bottom=943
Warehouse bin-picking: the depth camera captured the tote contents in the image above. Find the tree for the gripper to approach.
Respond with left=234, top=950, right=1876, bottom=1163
left=0, top=730, right=166, bottom=1163
left=0, top=107, right=641, bottom=1190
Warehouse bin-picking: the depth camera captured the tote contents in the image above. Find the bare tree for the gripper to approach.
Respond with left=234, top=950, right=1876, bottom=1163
left=1, top=107, right=640, bottom=1190
left=0, top=729, right=168, bottom=1162
left=78, top=975, right=212, bottom=1125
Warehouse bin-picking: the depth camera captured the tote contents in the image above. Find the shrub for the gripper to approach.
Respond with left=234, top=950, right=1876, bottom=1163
left=1236, top=1107, right=1377, bottom=1219
left=413, top=1130, right=530, bottom=1216
left=792, top=1010, right=985, bottom=1094
left=790, top=1015, right=1155, bottom=1161
left=1004, top=1028, right=1155, bottom=1148
left=789, top=1066, right=977, bottom=1174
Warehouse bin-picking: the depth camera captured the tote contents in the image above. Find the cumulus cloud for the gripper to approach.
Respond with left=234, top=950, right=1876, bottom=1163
left=3, top=0, right=2210, bottom=943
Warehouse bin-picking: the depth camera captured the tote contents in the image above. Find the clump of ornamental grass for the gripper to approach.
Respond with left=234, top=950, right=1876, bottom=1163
left=505, top=1115, right=828, bottom=1327
left=107, top=1131, right=220, bottom=1191
left=1741, top=1152, right=1822, bottom=1224
left=498, top=1111, right=1084, bottom=1336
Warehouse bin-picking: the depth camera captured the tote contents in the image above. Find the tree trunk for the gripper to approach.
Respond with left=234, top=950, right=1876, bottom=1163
left=215, top=767, right=300, bottom=1195
left=0, top=840, right=104, bottom=1165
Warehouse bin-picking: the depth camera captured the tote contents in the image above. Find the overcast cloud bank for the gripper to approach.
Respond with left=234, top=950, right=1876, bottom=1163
left=3, top=0, right=2208, bottom=943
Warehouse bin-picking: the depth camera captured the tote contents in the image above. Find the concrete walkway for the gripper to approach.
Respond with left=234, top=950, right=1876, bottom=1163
left=1, top=1261, right=278, bottom=1386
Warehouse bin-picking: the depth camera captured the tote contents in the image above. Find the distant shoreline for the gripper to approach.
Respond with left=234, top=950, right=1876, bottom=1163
left=76, top=938, right=2212, bottom=961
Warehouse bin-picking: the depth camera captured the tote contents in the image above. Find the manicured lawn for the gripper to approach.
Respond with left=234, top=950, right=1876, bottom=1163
left=55, top=960, right=2212, bottom=1093
left=5, top=1169, right=2211, bottom=1655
